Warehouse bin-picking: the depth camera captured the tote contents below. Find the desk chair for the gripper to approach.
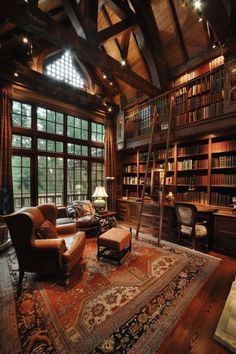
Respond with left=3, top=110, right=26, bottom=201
left=174, top=202, right=208, bottom=250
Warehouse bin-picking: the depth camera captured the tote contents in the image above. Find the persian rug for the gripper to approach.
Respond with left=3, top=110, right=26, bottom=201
left=1, top=236, right=220, bottom=354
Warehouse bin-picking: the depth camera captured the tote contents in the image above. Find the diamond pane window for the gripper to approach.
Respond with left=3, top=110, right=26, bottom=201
left=45, top=51, right=85, bottom=89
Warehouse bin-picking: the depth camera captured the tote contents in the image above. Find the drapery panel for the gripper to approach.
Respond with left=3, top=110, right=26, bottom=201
left=104, top=124, right=117, bottom=211
left=0, top=82, right=14, bottom=214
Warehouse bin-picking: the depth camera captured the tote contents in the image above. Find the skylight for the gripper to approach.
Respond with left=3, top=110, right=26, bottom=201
left=45, top=51, right=85, bottom=89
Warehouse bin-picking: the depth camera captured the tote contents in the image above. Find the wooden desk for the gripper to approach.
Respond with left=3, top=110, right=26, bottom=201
left=213, top=210, right=236, bottom=257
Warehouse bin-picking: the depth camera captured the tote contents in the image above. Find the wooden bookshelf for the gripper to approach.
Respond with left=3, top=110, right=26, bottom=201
left=119, top=134, right=236, bottom=208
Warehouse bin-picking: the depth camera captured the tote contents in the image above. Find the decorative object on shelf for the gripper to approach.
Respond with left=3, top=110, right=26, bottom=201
left=166, top=191, right=175, bottom=204
left=188, top=176, right=196, bottom=191
left=92, top=186, right=108, bottom=213
left=232, top=197, right=236, bottom=213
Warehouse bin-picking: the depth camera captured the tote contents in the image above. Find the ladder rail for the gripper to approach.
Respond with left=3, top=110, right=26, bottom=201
left=135, top=106, right=158, bottom=239
left=157, top=96, right=175, bottom=246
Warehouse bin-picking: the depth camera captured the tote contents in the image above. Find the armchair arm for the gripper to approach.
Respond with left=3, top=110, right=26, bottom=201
left=32, top=239, right=67, bottom=269
left=33, top=238, right=67, bottom=253
left=56, top=223, right=76, bottom=235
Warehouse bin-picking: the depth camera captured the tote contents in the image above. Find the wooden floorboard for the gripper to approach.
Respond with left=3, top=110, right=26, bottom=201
left=158, top=252, right=236, bottom=354
left=118, top=221, right=236, bottom=354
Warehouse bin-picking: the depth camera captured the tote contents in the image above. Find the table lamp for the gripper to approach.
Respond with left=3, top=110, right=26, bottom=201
left=92, top=186, right=108, bottom=212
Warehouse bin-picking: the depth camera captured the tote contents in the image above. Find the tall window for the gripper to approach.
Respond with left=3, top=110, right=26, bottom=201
left=91, top=162, right=105, bottom=193
left=67, top=159, right=88, bottom=202
left=12, top=156, right=31, bottom=209
left=44, top=51, right=85, bottom=89
left=11, top=100, right=105, bottom=209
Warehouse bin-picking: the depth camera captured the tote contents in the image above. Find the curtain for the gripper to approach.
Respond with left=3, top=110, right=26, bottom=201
left=104, top=124, right=117, bottom=211
left=0, top=82, right=14, bottom=214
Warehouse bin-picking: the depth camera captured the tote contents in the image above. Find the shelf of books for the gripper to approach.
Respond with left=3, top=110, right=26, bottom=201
left=210, top=135, right=236, bottom=206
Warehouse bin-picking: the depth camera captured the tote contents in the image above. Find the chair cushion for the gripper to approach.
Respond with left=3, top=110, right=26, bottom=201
left=36, top=219, right=58, bottom=239
left=67, top=203, right=89, bottom=219
left=181, top=224, right=207, bottom=238
left=76, top=215, right=99, bottom=228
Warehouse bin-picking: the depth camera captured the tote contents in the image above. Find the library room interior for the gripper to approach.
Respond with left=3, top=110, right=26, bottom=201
left=1, top=1, right=236, bottom=353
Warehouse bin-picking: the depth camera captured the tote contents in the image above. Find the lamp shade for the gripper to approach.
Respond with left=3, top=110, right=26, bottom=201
left=92, top=186, right=108, bottom=198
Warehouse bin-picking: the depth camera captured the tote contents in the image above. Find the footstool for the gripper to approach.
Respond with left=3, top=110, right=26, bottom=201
left=97, top=227, right=132, bottom=265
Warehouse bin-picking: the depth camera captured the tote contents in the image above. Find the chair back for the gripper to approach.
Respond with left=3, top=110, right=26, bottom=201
left=4, top=204, right=57, bottom=249
left=174, top=202, right=197, bottom=228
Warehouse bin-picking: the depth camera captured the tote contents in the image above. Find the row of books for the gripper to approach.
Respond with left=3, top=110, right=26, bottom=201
left=176, top=191, right=207, bottom=204
left=212, top=155, right=236, bottom=168
left=177, top=175, right=208, bottom=184
left=124, top=165, right=137, bottom=173
left=178, top=144, right=208, bottom=155
left=210, top=192, right=232, bottom=206
left=177, top=159, right=208, bottom=170
left=156, top=147, right=174, bottom=160
left=212, top=140, right=236, bottom=153
left=211, top=174, right=236, bottom=185
left=123, top=176, right=151, bottom=185
left=172, top=56, right=224, bottom=87
left=175, top=101, right=224, bottom=126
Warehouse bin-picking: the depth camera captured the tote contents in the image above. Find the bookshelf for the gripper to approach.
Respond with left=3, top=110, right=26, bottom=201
left=210, top=135, right=236, bottom=206
left=120, top=135, right=236, bottom=208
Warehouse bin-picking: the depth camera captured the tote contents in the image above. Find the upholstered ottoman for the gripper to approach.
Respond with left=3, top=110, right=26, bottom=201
left=97, top=227, right=132, bottom=265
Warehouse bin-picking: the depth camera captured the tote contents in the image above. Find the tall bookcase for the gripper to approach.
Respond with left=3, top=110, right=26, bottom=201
left=121, top=134, right=236, bottom=207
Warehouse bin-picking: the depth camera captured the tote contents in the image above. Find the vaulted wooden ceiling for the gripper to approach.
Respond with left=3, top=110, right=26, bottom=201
left=0, top=0, right=235, bottom=110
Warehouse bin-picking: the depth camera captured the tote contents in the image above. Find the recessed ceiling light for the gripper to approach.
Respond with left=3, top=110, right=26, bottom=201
left=14, top=72, right=19, bottom=77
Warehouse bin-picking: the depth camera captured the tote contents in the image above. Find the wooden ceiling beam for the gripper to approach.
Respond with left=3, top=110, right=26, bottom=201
left=0, top=62, right=115, bottom=113
left=130, top=0, right=168, bottom=88
left=61, top=0, right=86, bottom=39
left=107, top=0, right=135, bottom=20
left=201, top=0, right=231, bottom=45
left=0, top=1, right=160, bottom=97
left=167, top=0, right=189, bottom=63
left=120, top=30, right=131, bottom=60
left=97, top=18, right=135, bottom=45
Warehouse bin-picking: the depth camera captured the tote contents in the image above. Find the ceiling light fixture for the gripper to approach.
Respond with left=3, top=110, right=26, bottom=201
left=108, top=107, right=112, bottom=112
left=102, top=73, right=107, bottom=79
left=109, top=81, right=113, bottom=86
left=121, top=59, right=126, bottom=66
left=14, top=72, right=19, bottom=77
left=22, top=36, right=29, bottom=44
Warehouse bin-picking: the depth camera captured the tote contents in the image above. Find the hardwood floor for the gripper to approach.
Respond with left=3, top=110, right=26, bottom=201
left=158, top=251, right=236, bottom=354
left=118, top=221, right=236, bottom=354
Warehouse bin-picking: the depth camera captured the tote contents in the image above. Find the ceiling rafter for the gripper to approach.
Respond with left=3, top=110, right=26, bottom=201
left=120, top=30, right=131, bottom=61
left=97, top=18, right=135, bottom=45
left=100, top=5, right=126, bottom=97
left=106, top=0, right=135, bottom=21
left=167, top=0, right=189, bottom=63
left=0, top=0, right=160, bottom=97
left=61, top=0, right=108, bottom=97
left=61, top=0, right=87, bottom=39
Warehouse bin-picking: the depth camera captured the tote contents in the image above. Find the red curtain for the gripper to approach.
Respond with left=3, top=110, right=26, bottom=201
left=0, top=82, right=14, bottom=214
left=104, top=125, right=117, bottom=211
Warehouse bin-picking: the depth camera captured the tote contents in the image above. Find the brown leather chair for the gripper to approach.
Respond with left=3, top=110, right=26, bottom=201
left=4, top=203, right=86, bottom=285
left=174, top=202, right=208, bottom=250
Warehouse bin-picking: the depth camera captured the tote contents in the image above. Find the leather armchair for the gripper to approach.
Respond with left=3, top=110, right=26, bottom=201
left=4, top=203, right=86, bottom=285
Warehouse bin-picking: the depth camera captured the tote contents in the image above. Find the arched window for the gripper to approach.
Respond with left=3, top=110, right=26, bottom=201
left=44, top=51, right=86, bottom=90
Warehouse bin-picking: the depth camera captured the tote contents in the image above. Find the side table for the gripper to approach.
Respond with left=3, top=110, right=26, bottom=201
left=96, top=211, right=117, bottom=234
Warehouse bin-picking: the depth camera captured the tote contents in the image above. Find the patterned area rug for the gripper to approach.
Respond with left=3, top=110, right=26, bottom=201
left=1, top=236, right=220, bottom=354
